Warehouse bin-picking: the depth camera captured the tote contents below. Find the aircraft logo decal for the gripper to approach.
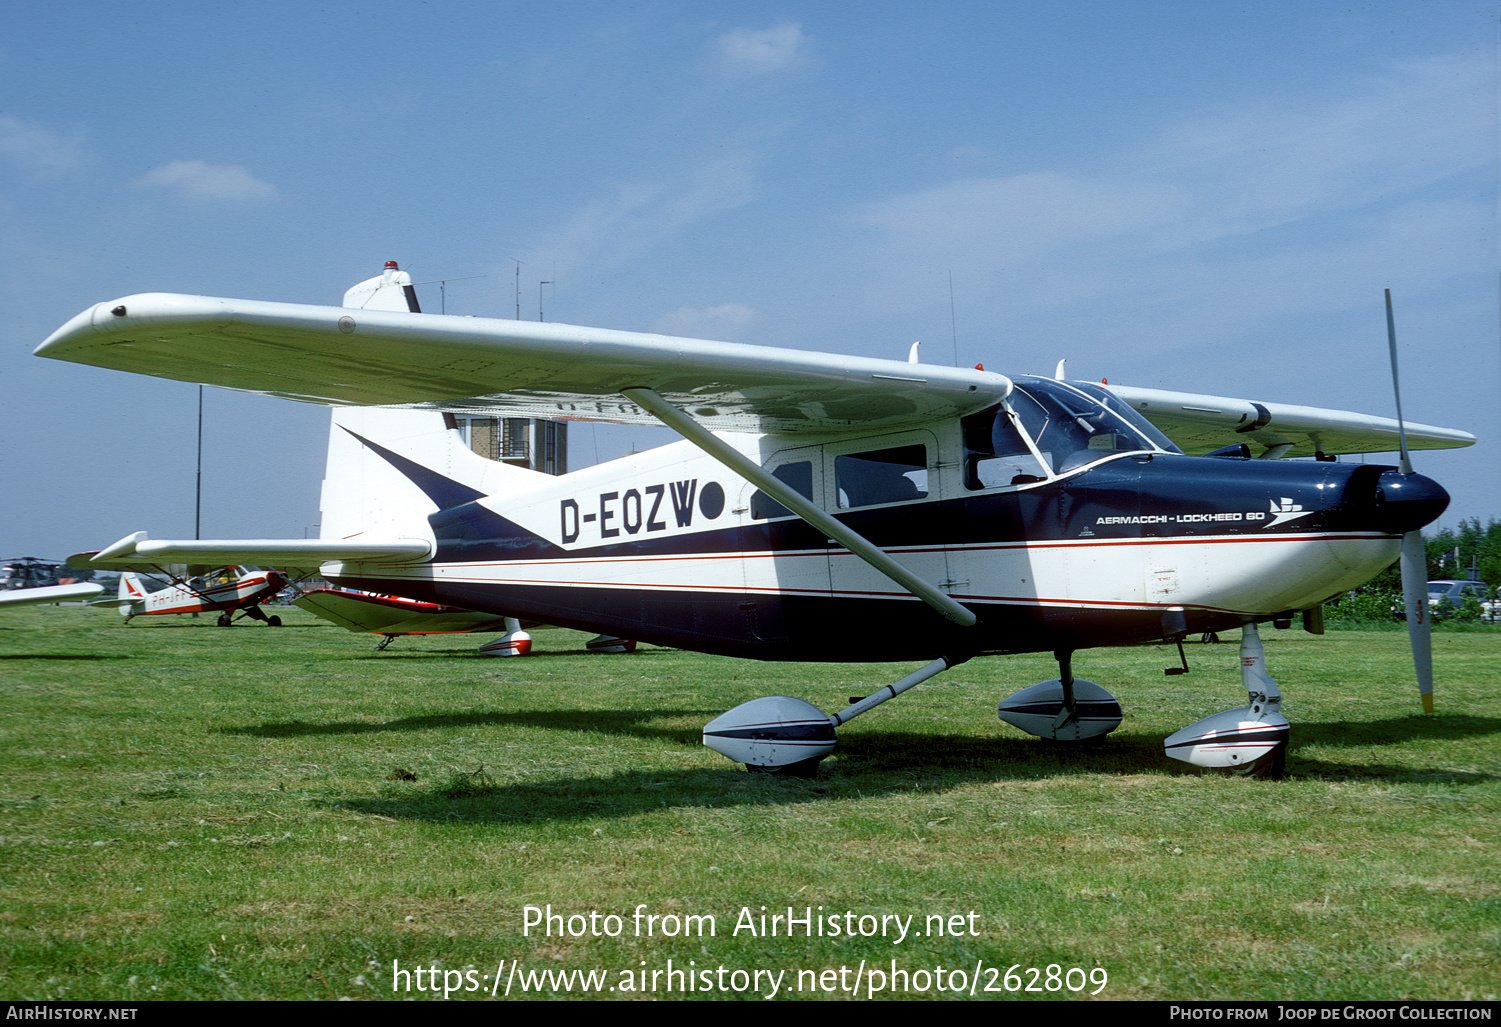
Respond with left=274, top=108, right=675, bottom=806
left=1264, top=497, right=1314, bottom=529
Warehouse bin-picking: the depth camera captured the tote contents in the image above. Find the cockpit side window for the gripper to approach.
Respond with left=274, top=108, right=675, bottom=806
left=962, top=404, right=1049, bottom=489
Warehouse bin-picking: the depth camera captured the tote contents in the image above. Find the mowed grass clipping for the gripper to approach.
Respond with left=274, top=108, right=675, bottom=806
left=0, top=604, right=1495, bottom=1001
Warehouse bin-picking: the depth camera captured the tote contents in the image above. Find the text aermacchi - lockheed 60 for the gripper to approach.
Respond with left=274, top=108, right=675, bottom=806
left=41, top=265, right=1472, bottom=778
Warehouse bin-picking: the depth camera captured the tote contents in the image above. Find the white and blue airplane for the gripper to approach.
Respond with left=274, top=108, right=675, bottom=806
left=39, top=266, right=1472, bottom=777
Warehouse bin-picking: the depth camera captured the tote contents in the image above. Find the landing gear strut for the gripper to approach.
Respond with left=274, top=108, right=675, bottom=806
left=242, top=605, right=282, bottom=627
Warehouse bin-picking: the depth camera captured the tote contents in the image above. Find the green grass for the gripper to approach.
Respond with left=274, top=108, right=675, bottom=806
left=1, top=605, right=1496, bottom=1001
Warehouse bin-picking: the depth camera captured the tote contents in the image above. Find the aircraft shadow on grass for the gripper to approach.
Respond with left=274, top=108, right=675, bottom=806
left=222, top=705, right=1499, bottom=749
left=346, top=647, right=667, bottom=660
left=221, top=709, right=1498, bottom=825
left=224, top=707, right=714, bottom=743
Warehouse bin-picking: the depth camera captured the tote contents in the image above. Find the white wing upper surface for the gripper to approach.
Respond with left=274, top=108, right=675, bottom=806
left=37, top=293, right=1010, bottom=435
left=36, top=291, right=1475, bottom=453
left=1105, top=384, right=1473, bottom=458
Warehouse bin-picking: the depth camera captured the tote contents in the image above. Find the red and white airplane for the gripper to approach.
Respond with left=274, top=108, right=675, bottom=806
left=100, top=563, right=287, bottom=626
left=41, top=266, right=1472, bottom=777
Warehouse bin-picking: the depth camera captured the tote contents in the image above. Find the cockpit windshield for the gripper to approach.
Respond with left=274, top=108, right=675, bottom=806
left=958, top=376, right=1180, bottom=486
left=1010, top=377, right=1179, bottom=474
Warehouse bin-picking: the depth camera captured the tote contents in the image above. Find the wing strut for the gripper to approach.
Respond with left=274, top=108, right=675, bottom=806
left=620, top=387, right=977, bottom=628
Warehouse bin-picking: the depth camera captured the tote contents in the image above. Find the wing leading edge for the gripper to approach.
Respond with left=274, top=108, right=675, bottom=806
left=1105, top=383, right=1474, bottom=458
left=37, top=293, right=1010, bottom=436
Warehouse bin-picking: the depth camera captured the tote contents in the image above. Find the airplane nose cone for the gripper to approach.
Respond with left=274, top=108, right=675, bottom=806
left=1372, top=470, right=1449, bottom=534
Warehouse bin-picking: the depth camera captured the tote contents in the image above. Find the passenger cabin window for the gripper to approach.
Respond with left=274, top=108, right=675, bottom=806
left=750, top=461, right=814, bottom=519
left=835, top=445, right=928, bottom=509
left=962, top=405, right=1048, bottom=489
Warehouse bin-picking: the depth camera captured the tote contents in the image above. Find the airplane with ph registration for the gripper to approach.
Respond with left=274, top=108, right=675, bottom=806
left=83, top=559, right=288, bottom=627
left=38, top=265, right=1473, bottom=777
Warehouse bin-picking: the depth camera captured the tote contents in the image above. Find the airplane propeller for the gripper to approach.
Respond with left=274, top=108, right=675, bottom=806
left=1385, top=289, right=1434, bottom=714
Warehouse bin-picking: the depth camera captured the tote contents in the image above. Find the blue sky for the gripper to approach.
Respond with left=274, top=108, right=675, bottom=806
left=3, top=1, right=1496, bottom=559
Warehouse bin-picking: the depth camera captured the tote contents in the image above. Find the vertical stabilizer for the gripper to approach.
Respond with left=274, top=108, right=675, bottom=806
left=118, top=572, right=145, bottom=617
left=319, top=408, right=549, bottom=542
left=320, top=264, right=549, bottom=543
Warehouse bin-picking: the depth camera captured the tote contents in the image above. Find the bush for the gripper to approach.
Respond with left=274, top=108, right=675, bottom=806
left=1324, top=586, right=1403, bottom=628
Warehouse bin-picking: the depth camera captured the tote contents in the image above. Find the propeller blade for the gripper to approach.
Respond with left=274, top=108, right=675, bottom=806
left=1399, top=529, right=1434, bottom=713
left=1385, top=289, right=1413, bottom=475
left=1386, top=290, right=1432, bottom=713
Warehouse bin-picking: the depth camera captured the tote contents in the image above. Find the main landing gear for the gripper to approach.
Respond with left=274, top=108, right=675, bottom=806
left=474, top=620, right=636, bottom=657
left=702, top=654, right=972, bottom=776
left=700, top=625, right=1291, bottom=780
left=218, top=607, right=283, bottom=627
left=478, top=618, right=532, bottom=656
left=996, top=649, right=1124, bottom=741
left=1163, top=622, right=1289, bottom=779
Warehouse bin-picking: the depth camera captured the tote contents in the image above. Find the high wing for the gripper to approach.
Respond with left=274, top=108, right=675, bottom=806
left=36, top=293, right=1010, bottom=435
left=39, top=293, right=1476, bottom=455
left=1105, top=383, right=1473, bottom=458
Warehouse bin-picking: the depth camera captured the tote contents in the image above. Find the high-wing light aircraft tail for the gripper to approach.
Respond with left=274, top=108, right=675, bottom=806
left=40, top=263, right=1474, bottom=779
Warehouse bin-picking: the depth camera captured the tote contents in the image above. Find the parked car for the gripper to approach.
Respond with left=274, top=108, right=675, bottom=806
left=1386, top=582, right=1494, bottom=621
left=1418, top=579, right=1497, bottom=621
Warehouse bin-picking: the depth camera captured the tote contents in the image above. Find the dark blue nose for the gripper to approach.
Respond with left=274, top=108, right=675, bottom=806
left=1372, top=470, right=1449, bottom=534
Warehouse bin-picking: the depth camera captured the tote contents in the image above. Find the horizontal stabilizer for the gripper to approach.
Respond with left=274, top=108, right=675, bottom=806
left=74, top=532, right=432, bottom=572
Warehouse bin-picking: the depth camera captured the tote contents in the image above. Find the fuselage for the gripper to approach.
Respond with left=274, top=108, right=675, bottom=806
left=120, top=570, right=284, bottom=618
left=323, top=387, right=1446, bottom=661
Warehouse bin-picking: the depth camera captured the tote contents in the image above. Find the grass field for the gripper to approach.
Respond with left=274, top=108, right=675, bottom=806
left=1, top=604, right=1496, bottom=1001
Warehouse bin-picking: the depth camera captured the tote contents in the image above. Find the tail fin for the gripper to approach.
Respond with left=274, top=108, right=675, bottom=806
left=319, top=263, right=550, bottom=543
left=343, top=262, right=421, bottom=312
left=118, top=572, right=146, bottom=616
left=319, top=407, right=548, bottom=542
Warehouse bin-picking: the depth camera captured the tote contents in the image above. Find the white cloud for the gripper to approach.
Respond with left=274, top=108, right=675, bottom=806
left=842, top=51, right=1494, bottom=353
left=0, top=116, right=84, bottom=174
left=132, top=161, right=276, bottom=202
left=653, top=302, right=759, bottom=340
left=715, top=22, right=809, bottom=75
left=527, top=146, right=760, bottom=275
